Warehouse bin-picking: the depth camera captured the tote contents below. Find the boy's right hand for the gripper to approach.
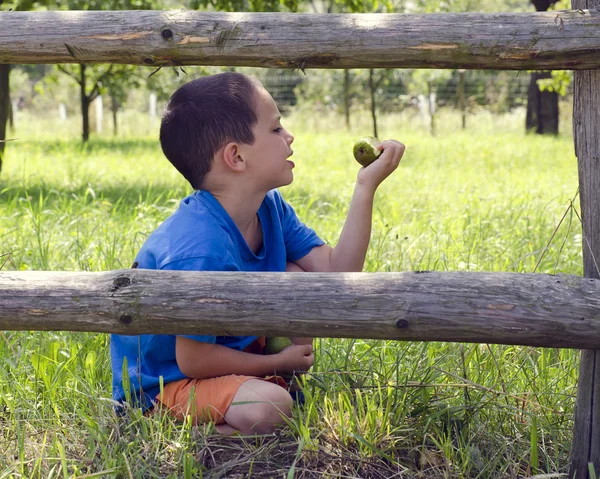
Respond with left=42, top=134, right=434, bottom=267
left=356, top=139, right=405, bottom=193
left=275, top=343, right=314, bottom=374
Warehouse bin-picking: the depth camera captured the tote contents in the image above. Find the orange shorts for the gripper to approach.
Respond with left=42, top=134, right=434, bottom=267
left=153, top=337, right=287, bottom=425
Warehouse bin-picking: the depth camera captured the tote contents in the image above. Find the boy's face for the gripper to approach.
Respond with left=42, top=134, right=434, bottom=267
left=241, top=87, right=295, bottom=191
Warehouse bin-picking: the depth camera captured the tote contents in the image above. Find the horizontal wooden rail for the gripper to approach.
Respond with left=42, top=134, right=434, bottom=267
left=1, top=10, right=600, bottom=69
left=1, top=270, right=600, bottom=348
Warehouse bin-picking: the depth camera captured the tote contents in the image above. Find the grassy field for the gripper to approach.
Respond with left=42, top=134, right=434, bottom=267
left=0, top=105, right=586, bottom=478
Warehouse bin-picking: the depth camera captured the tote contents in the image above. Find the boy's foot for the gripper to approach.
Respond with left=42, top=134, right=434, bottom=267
left=215, top=423, right=240, bottom=436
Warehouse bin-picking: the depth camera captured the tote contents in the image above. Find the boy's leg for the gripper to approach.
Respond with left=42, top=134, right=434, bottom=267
left=222, top=379, right=293, bottom=435
left=155, top=375, right=292, bottom=435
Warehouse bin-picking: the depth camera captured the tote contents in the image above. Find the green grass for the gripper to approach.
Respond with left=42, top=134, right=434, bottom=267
left=0, top=106, right=584, bottom=477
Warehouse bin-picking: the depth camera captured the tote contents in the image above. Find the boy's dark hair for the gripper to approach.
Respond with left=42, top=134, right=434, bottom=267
left=160, top=72, right=262, bottom=189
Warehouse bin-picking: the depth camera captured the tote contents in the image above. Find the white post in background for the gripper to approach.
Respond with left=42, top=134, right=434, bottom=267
left=417, top=94, right=428, bottom=127
left=94, top=95, right=103, bottom=134
left=428, top=91, right=437, bottom=117
left=58, top=103, right=67, bottom=121
left=149, top=92, right=157, bottom=124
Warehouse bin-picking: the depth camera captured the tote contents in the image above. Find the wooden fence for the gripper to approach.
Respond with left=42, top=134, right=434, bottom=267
left=0, top=3, right=599, bottom=477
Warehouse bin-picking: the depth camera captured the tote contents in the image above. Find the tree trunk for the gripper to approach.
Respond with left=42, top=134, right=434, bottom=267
left=458, top=69, right=466, bottom=130
left=526, top=71, right=559, bottom=134
left=111, top=95, right=118, bottom=136
left=343, top=69, right=350, bottom=130
left=525, top=1, right=559, bottom=135
left=8, top=97, right=13, bottom=131
left=0, top=64, right=10, bottom=173
left=79, top=64, right=90, bottom=142
left=368, top=69, right=378, bottom=139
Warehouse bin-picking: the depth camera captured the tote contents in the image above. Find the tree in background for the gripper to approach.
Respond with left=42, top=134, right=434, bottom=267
left=535, top=0, right=572, bottom=119
left=100, top=66, right=142, bottom=136
left=50, top=0, right=156, bottom=142
left=55, top=64, right=118, bottom=141
left=0, top=0, right=156, bottom=171
left=0, top=0, right=44, bottom=173
left=0, top=64, right=8, bottom=173
left=526, top=0, right=559, bottom=134
left=306, top=0, right=394, bottom=133
left=408, top=70, right=452, bottom=136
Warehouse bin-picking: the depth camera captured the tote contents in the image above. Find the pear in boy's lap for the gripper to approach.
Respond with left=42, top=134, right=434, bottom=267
left=265, top=336, right=293, bottom=355
left=353, top=136, right=382, bottom=167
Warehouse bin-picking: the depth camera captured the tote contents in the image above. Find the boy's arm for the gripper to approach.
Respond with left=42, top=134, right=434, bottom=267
left=176, top=337, right=313, bottom=379
left=295, top=139, right=405, bottom=273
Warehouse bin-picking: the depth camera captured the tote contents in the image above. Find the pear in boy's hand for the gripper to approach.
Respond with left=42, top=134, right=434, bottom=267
left=265, top=336, right=293, bottom=355
left=353, top=137, right=382, bottom=167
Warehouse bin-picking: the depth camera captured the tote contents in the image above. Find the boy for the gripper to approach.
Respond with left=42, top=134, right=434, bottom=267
left=111, top=72, right=405, bottom=436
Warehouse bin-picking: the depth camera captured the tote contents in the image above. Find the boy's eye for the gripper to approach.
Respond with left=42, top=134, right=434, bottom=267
left=274, top=127, right=282, bottom=133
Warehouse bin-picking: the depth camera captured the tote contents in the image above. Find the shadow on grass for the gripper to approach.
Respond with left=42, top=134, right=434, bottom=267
left=0, top=182, right=342, bottom=220
left=0, top=180, right=189, bottom=209
left=0, top=137, right=345, bottom=211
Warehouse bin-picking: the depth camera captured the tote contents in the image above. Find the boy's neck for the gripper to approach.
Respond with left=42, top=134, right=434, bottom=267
left=210, top=187, right=265, bottom=237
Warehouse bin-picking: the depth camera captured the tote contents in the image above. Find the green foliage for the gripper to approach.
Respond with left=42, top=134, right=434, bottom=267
left=537, top=70, right=572, bottom=97
left=404, top=0, right=528, bottom=12
left=101, top=66, right=143, bottom=107
left=50, top=0, right=155, bottom=9
left=328, top=0, right=393, bottom=13
left=408, top=69, right=452, bottom=96
left=1, top=0, right=155, bottom=10
left=191, top=0, right=299, bottom=12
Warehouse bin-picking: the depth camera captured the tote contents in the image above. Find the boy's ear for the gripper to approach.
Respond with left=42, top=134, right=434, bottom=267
left=221, top=142, right=246, bottom=173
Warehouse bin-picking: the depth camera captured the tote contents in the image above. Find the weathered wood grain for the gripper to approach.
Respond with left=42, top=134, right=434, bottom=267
left=570, top=1, right=600, bottom=477
left=1, top=270, right=600, bottom=348
left=1, top=10, right=600, bottom=69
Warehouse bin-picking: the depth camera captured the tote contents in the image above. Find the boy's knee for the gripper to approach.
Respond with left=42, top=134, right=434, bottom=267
left=231, top=381, right=293, bottom=434
left=265, top=385, right=294, bottom=418
left=250, top=387, right=293, bottom=433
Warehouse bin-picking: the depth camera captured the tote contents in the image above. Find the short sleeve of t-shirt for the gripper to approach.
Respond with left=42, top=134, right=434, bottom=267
left=160, top=255, right=240, bottom=344
left=274, top=192, right=325, bottom=262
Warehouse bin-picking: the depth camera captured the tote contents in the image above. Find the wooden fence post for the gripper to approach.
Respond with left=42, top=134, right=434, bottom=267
left=570, top=2, right=600, bottom=478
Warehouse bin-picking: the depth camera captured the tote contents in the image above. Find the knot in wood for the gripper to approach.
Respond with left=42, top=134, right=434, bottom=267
left=161, top=28, right=173, bottom=40
left=143, top=57, right=155, bottom=65
left=396, top=319, right=410, bottom=329
left=111, top=276, right=131, bottom=292
left=113, top=276, right=131, bottom=288
left=119, top=314, right=133, bottom=325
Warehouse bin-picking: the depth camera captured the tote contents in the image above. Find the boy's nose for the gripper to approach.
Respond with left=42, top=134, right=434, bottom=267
left=287, top=131, right=294, bottom=145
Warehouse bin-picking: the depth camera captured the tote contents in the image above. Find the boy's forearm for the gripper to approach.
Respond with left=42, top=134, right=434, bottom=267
left=330, top=183, right=375, bottom=272
left=176, top=339, right=280, bottom=379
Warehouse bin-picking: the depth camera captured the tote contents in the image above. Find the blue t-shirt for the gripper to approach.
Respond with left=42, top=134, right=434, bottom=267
left=110, top=189, right=324, bottom=409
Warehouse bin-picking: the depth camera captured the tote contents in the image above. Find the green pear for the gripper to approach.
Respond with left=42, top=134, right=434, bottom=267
left=265, top=336, right=293, bottom=355
left=353, top=136, right=382, bottom=167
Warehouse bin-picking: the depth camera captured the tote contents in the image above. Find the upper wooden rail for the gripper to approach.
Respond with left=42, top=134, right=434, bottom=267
left=2, top=270, right=600, bottom=348
left=1, top=9, right=600, bottom=69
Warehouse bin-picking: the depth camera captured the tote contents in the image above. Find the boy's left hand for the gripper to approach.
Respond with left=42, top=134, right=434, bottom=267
left=356, top=139, right=405, bottom=192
